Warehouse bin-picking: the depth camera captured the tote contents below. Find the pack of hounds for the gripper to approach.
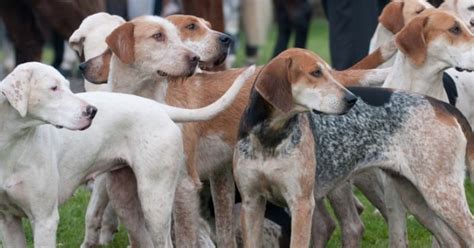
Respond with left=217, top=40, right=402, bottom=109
left=1, top=0, right=474, bottom=247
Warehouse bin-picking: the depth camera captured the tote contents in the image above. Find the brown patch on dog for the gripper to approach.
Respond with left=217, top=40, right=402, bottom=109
left=166, top=15, right=208, bottom=42
left=82, top=49, right=112, bottom=84
left=395, top=15, right=428, bottom=66
left=254, top=57, right=294, bottom=113
left=379, top=2, right=405, bottom=34
left=106, top=22, right=135, bottom=64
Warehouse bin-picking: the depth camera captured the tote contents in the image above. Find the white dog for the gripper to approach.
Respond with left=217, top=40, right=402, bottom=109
left=0, top=62, right=254, bottom=247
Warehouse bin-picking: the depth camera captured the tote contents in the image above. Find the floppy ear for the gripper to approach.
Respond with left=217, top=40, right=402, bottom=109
left=106, top=22, right=135, bottom=64
left=255, top=57, right=294, bottom=113
left=395, top=15, right=428, bottom=66
left=0, top=66, right=32, bottom=117
left=379, top=2, right=405, bottom=34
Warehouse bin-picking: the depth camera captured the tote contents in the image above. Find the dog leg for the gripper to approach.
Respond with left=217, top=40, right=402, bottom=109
left=353, top=171, right=388, bottom=219
left=32, top=207, right=60, bottom=248
left=328, top=182, right=365, bottom=248
left=0, top=214, right=27, bottom=248
left=288, top=196, right=315, bottom=248
left=311, top=198, right=336, bottom=248
left=241, top=195, right=267, bottom=248
left=98, top=203, right=119, bottom=246
left=381, top=171, right=409, bottom=248
left=388, top=175, right=464, bottom=247
left=210, top=166, right=236, bottom=248
left=81, top=174, right=111, bottom=248
left=407, top=168, right=474, bottom=245
left=106, top=167, right=153, bottom=248
left=173, top=174, right=201, bottom=248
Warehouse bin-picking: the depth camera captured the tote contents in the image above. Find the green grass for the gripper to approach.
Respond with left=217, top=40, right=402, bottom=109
left=7, top=18, right=474, bottom=247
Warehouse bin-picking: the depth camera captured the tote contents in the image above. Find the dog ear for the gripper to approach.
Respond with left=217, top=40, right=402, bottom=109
left=69, top=30, right=85, bottom=59
left=0, top=66, right=32, bottom=117
left=255, top=56, right=294, bottom=113
left=81, top=49, right=112, bottom=84
left=379, top=2, right=405, bottom=34
left=395, top=15, right=429, bottom=66
left=106, top=22, right=135, bottom=64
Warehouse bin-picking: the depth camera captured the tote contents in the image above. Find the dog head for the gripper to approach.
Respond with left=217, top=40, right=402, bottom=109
left=0, top=62, right=97, bottom=130
left=379, top=0, right=433, bottom=34
left=166, top=15, right=231, bottom=70
left=440, top=0, right=474, bottom=33
left=395, top=9, right=474, bottom=69
left=69, top=12, right=126, bottom=62
left=254, top=48, right=357, bottom=115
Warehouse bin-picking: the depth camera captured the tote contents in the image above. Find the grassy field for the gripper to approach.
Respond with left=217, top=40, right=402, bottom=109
left=7, top=18, right=474, bottom=247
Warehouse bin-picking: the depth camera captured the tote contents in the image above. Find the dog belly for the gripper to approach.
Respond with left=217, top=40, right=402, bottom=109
left=195, top=134, right=233, bottom=180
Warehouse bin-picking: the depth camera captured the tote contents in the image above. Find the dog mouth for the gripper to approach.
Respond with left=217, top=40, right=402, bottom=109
left=157, top=70, right=168, bottom=77
left=455, top=67, right=473, bottom=72
left=55, top=125, right=64, bottom=129
left=199, top=52, right=228, bottom=70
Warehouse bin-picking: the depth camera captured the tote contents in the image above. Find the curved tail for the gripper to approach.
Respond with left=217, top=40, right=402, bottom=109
left=162, top=65, right=255, bottom=123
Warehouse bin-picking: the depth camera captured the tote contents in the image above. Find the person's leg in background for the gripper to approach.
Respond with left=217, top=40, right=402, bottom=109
left=223, top=0, right=240, bottom=67
left=272, top=0, right=292, bottom=57
left=242, top=0, right=273, bottom=65
left=322, top=0, right=379, bottom=70
left=290, top=0, right=312, bottom=50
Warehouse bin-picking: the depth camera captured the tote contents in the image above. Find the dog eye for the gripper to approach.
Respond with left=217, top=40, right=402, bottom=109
left=449, top=25, right=461, bottom=35
left=152, top=33, right=165, bottom=41
left=311, top=69, right=323, bottom=77
left=415, top=7, right=425, bottom=14
left=50, top=86, right=58, bottom=91
left=186, top=23, right=197, bottom=30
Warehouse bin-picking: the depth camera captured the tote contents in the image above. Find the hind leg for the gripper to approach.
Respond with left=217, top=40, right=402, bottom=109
left=81, top=174, right=111, bottom=248
left=408, top=168, right=474, bottom=245
left=210, top=165, right=236, bottom=248
left=0, top=214, right=27, bottom=248
left=311, top=198, right=336, bottom=248
left=173, top=174, right=201, bottom=248
left=353, top=170, right=388, bottom=219
left=328, top=182, right=365, bottom=248
left=99, top=203, right=119, bottom=245
left=106, top=167, right=153, bottom=248
left=388, top=175, right=464, bottom=247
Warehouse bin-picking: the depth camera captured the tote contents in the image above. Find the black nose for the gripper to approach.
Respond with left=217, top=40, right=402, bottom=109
left=189, top=55, right=200, bottom=64
left=84, top=105, right=97, bottom=119
left=470, top=19, right=474, bottom=27
left=79, top=62, right=87, bottom=72
left=219, top=34, right=232, bottom=46
left=344, top=92, right=357, bottom=107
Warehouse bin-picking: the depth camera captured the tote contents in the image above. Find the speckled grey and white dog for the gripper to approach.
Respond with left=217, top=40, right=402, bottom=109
left=234, top=50, right=474, bottom=247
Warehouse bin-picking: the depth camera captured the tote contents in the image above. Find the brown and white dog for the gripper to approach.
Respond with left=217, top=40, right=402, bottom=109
left=80, top=16, right=394, bottom=248
left=233, top=49, right=357, bottom=248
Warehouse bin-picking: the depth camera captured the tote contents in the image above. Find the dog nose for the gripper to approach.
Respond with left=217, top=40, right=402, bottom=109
left=470, top=19, right=474, bottom=27
left=344, top=92, right=357, bottom=107
left=84, top=105, right=98, bottom=119
left=189, top=55, right=200, bottom=65
left=79, top=62, right=87, bottom=72
left=219, top=34, right=232, bottom=46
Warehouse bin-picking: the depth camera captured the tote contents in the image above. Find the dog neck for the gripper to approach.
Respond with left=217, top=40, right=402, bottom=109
left=238, top=90, right=300, bottom=141
left=0, top=96, right=42, bottom=148
left=383, top=51, right=448, bottom=102
left=108, top=55, right=169, bottom=102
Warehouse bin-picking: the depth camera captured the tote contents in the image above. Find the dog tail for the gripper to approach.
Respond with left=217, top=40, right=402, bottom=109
left=162, top=65, right=255, bottom=123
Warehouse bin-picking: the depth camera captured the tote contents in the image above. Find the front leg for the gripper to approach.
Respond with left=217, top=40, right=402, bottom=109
left=0, top=214, right=27, bottom=248
left=288, top=196, right=315, bottom=248
left=210, top=165, right=236, bottom=248
left=241, top=195, right=267, bottom=248
left=32, top=205, right=60, bottom=248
